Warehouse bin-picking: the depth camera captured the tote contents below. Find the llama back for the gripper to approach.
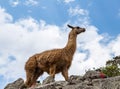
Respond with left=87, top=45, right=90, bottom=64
left=36, top=48, right=65, bottom=65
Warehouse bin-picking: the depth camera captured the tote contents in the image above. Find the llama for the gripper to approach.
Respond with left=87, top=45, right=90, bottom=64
left=24, top=24, right=85, bottom=88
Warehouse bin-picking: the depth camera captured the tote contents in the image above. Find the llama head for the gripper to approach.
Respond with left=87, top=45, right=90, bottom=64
left=67, top=24, right=85, bottom=34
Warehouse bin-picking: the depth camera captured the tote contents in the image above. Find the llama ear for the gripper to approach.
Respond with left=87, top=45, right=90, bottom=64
left=67, top=24, right=74, bottom=29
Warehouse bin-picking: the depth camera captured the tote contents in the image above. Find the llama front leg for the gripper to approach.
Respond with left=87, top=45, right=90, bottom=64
left=32, top=69, right=43, bottom=85
left=25, top=69, right=35, bottom=88
left=49, top=65, right=56, bottom=78
left=62, top=67, right=69, bottom=81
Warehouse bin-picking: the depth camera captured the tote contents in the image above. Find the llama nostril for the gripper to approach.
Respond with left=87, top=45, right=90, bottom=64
left=83, top=28, right=86, bottom=32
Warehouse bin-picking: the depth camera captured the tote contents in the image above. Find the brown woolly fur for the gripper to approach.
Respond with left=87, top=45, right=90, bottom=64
left=24, top=24, right=86, bottom=88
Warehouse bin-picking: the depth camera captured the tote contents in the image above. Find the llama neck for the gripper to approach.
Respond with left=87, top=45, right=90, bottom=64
left=64, top=33, right=77, bottom=56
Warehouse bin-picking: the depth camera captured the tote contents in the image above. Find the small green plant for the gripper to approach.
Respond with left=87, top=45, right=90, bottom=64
left=99, top=56, right=120, bottom=77
left=101, top=65, right=120, bottom=77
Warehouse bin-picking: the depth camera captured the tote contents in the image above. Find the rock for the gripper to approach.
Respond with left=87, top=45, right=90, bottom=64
left=4, top=78, right=24, bottom=89
left=92, top=76, right=120, bottom=89
left=42, top=76, right=55, bottom=85
left=35, top=83, right=56, bottom=89
left=83, top=70, right=100, bottom=80
left=68, top=75, right=84, bottom=84
left=4, top=71, right=120, bottom=89
left=36, top=81, right=68, bottom=89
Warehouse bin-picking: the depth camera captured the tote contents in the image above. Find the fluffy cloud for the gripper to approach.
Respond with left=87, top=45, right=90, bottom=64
left=0, top=6, right=120, bottom=89
left=25, top=0, right=39, bottom=6
left=109, top=35, right=120, bottom=56
left=9, top=0, right=19, bottom=7
left=64, top=0, right=75, bottom=3
left=68, top=6, right=90, bottom=27
left=9, top=0, right=39, bottom=7
left=69, top=6, right=89, bottom=16
left=0, top=7, right=66, bottom=88
left=0, top=7, right=13, bottom=23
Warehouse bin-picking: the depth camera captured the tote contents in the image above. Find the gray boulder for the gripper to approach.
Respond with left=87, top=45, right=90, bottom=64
left=4, top=78, right=24, bottom=89
left=92, top=76, right=120, bottom=89
left=83, top=70, right=100, bottom=79
left=42, top=76, right=55, bottom=85
left=4, top=71, right=120, bottom=89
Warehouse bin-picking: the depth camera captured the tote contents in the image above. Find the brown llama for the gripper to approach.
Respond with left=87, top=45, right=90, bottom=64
left=24, top=24, right=85, bottom=88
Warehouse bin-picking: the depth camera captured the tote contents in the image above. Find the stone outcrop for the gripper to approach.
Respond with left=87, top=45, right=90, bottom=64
left=4, top=71, right=120, bottom=89
left=4, top=78, right=24, bottom=89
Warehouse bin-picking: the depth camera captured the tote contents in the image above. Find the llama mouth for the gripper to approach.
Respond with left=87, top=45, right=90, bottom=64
left=76, top=28, right=85, bottom=34
left=82, top=28, right=86, bottom=32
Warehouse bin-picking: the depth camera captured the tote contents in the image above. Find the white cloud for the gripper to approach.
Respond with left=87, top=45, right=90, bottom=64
left=9, top=0, right=20, bottom=7
left=25, top=0, right=39, bottom=6
left=64, top=0, right=75, bottom=3
left=68, top=6, right=90, bottom=27
left=57, top=0, right=74, bottom=3
left=69, top=6, right=89, bottom=16
left=0, top=7, right=120, bottom=89
left=69, top=26, right=112, bottom=75
left=0, top=7, right=66, bottom=88
left=109, top=35, right=120, bottom=56
left=9, top=0, right=39, bottom=7
left=0, top=7, right=13, bottom=23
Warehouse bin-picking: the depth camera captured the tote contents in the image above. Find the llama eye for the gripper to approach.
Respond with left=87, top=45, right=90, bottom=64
left=76, top=27, right=80, bottom=29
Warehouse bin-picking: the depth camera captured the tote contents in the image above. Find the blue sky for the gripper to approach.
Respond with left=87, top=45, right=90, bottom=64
left=0, top=0, right=120, bottom=89
left=0, top=0, right=120, bottom=35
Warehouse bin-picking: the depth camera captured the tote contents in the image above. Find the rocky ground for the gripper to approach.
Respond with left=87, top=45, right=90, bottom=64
left=4, top=70, right=120, bottom=89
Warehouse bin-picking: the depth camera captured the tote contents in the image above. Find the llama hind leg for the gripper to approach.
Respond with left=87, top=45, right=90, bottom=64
left=49, top=65, right=56, bottom=78
left=62, top=67, right=69, bottom=81
left=32, top=68, right=44, bottom=85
